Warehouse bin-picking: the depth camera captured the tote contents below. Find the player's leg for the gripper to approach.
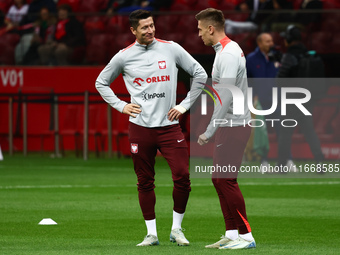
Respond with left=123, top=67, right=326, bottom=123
left=299, top=115, right=324, bottom=162
left=205, top=176, right=238, bottom=248
left=212, top=126, right=256, bottom=249
left=129, top=123, right=159, bottom=246
left=158, top=124, right=190, bottom=246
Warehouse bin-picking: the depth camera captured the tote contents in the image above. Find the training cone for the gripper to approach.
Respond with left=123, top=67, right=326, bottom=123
left=38, top=218, right=57, bottom=225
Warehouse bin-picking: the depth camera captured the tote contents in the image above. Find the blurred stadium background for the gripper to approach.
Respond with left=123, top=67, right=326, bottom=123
left=1, top=1, right=340, bottom=254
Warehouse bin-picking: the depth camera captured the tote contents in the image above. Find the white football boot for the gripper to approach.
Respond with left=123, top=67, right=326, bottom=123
left=136, top=235, right=159, bottom=246
left=170, top=228, right=190, bottom=246
left=219, top=236, right=256, bottom=249
left=205, top=235, right=233, bottom=248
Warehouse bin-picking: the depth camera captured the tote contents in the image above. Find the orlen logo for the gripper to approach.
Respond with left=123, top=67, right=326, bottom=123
left=133, top=78, right=144, bottom=86
left=133, top=75, right=170, bottom=86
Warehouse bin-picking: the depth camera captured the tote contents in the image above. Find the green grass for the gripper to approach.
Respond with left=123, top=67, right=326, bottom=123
left=0, top=155, right=340, bottom=254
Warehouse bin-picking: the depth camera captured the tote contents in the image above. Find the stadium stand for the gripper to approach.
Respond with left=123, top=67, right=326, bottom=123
left=0, top=33, right=20, bottom=65
left=1, top=0, right=340, bottom=157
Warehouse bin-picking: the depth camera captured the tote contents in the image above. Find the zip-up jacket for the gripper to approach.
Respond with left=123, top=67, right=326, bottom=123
left=204, top=36, right=251, bottom=139
left=96, top=38, right=207, bottom=128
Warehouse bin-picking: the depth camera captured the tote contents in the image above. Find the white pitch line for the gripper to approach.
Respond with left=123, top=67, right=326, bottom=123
left=0, top=181, right=340, bottom=190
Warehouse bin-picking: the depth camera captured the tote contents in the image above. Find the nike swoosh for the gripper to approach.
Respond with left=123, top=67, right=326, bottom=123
left=216, top=144, right=223, bottom=147
left=177, top=139, right=185, bottom=143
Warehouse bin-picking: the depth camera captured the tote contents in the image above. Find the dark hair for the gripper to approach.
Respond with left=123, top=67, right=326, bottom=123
left=285, top=24, right=301, bottom=43
left=129, top=9, right=152, bottom=30
left=58, top=4, right=72, bottom=13
left=195, top=8, right=225, bottom=31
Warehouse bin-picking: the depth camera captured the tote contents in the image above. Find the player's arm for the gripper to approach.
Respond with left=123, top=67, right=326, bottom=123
left=168, top=42, right=207, bottom=121
left=199, top=53, right=237, bottom=145
left=95, top=53, right=130, bottom=114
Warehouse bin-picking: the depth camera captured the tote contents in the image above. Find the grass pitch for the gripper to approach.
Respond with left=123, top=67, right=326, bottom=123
left=0, top=154, right=340, bottom=254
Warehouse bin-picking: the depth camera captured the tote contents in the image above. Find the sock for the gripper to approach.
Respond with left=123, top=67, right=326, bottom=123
left=145, top=219, right=157, bottom=237
left=171, top=210, right=184, bottom=230
left=239, top=232, right=254, bottom=241
left=225, top=229, right=238, bottom=240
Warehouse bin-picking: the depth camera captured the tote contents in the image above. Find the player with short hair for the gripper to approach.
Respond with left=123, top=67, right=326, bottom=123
left=195, top=8, right=256, bottom=249
left=96, top=9, right=207, bottom=246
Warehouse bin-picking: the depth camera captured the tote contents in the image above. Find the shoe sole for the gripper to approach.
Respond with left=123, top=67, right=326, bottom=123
left=220, top=242, right=256, bottom=249
left=170, top=236, right=189, bottom=246
left=136, top=241, right=159, bottom=246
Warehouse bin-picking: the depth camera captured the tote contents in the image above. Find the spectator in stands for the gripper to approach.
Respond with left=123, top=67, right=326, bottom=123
left=5, top=0, right=29, bottom=31
left=264, top=0, right=294, bottom=32
left=246, top=32, right=295, bottom=171
left=276, top=25, right=324, bottom=169
left=295, top=0, right=323, bottom=26
left=105, top=0, right=153, bottom=15
left=20, top=0, right=57, bottom=25
left=237, top=0, right=273, bottom=24
left=105, top=0, right=172, bottom=15
left=225, top=0, right=273, bottom=34
left=38, top=4, right=85, bottom=65
left=22, top=7, right=56, bottom=65
left=15, top=0, right=57, bottom=64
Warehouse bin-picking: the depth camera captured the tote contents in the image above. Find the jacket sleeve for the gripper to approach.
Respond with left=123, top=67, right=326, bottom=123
left=95, top=52, right=128, bottom=113
left=277, top=53, right=298, bottom=78
left=172, top=42, right=208, bottom=111
left=204, top=52, right=238, bottom=139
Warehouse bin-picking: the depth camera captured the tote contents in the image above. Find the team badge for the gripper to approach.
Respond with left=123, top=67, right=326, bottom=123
left=158, top=61, right=166, bottom=69
left=131, top=143, right=138, bottom=154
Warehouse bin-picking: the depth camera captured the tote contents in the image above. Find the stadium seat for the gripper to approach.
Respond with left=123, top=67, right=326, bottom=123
left=176, top=15, right=199, bottom=34
left=170, top=2, right=191, bottom=11
left=158, top=32, right=185, bottom=44
left=231, top=32, right=257, bottom=55
left=313, top=105, right=337, bottom=135
left=0, top=0, right=12, bottom=12
left=57, top=0, right=80, bottom=12
left=155, top=15, right=180, bottom=34
left=68, top=46, right=86, bottom=64
left=322, top=0, right=340, bottom=9
left=270, top=32, right=286, bottom=53
left=293, top=0, right=304, bottom=9
left=307, top=31, right=333, bottom=54
left=173, top=0, right=198, bottom=6
left=87, top=105, right=105, bottom=157
left=85, top=33, right=110, bottom=65
left=59, top=105, right=83, bottom=157
left=84, top=16, right=107, bottom=35
left=113, top=32, right=135, bottom=51
left=105, top=15, right=129, bottom=34
left=181, top=32, right=207, bottom=54
left=219, top=0, right=237, bottom=10
left=331, top=35, right=340, bottom=54
left=321, top=14, right=340, bottom=31
left=0, top=33, right=20, bottom=65
left=78, top=0, right=108, bottom=12
left=227, top=13, right=248, bottom=22
left=194, top=0, right=217, bottom=10
left=116, top=113, right=130, bottom=158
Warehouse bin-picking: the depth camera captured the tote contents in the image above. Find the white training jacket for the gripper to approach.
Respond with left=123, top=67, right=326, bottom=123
left=204, top=36, right=251, bottom=139
left=96, top=38, right=207, bottom=128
